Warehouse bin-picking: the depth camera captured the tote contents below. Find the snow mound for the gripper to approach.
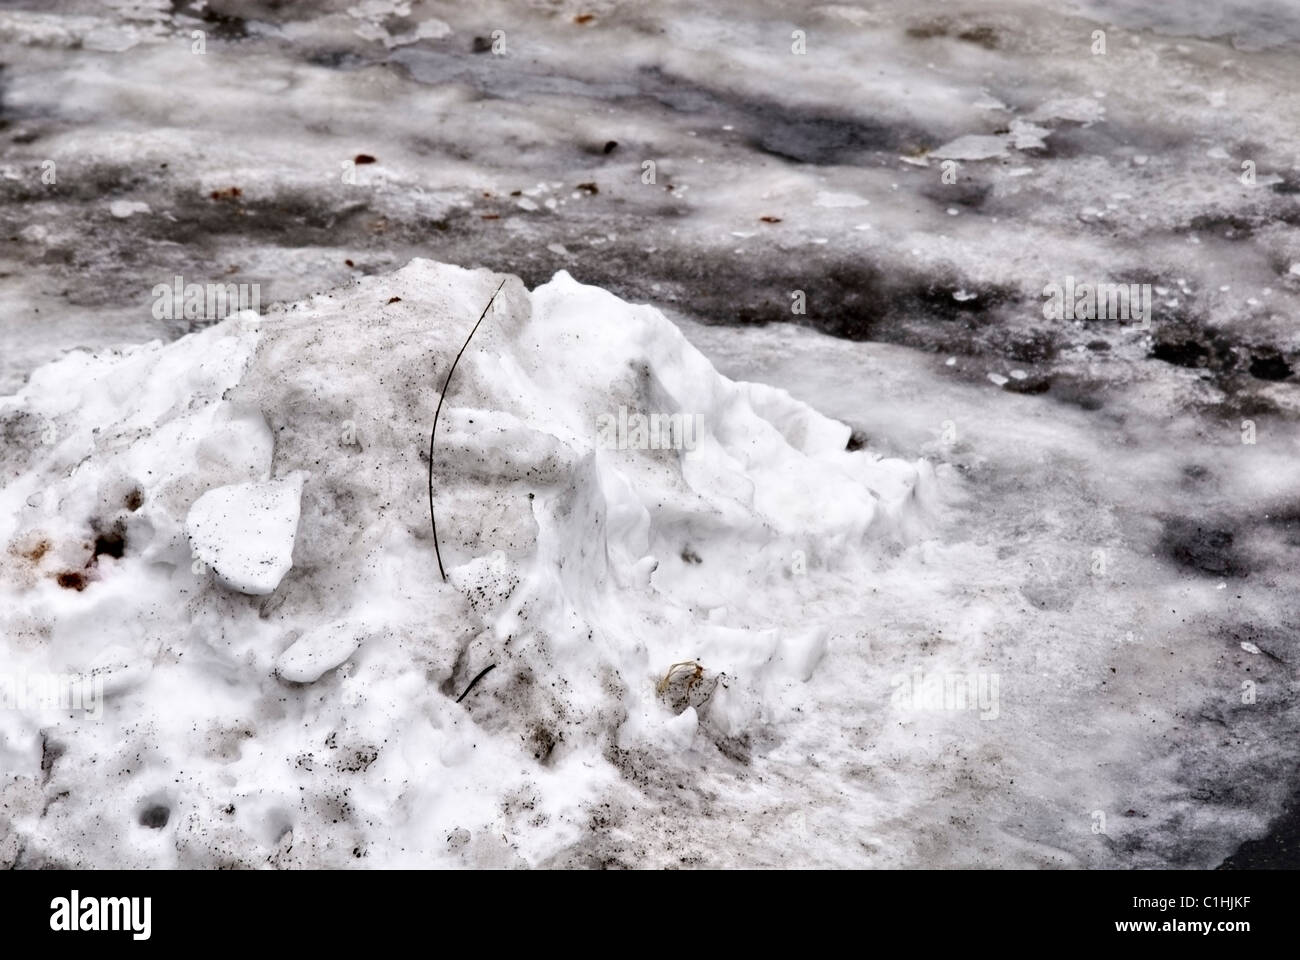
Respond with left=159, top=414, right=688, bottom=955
left=0, top=260, right=939, bottom=867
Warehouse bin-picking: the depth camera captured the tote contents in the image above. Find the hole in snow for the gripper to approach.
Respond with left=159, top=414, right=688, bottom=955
left=56, top=571, right=87, bottom=591
left=93, top=529, right=125, bottom=560
left=138, top=805, right=170, bottom=829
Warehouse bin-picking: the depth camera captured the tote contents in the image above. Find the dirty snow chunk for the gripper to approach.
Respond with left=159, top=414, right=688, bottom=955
left=276, top=620, right=364, bottom=682
left=931, top=135, right=1009, bottom=161
left=353, top=17, right=450, bottom=48
left=187, top=476, right=304, bottom=595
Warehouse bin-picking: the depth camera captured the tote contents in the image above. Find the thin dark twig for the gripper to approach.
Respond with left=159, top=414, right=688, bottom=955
left=429, top=278, right=507, bottom=581
left=455, top=663, right=496, bottom=704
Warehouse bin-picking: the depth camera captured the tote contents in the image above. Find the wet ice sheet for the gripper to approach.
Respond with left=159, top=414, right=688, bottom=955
left=1, top=0, right=1299, bottom=398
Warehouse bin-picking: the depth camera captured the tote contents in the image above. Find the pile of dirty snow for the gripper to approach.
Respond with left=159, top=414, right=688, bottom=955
left=0, top=260, right=938, bottom=867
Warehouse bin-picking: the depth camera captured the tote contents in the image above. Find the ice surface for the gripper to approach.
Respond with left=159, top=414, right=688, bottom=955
left=4, top=0, right=1299, bottom=401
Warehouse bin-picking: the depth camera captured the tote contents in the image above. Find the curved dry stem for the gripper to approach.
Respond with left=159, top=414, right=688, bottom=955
left=429, top=278, right=507, bottom=582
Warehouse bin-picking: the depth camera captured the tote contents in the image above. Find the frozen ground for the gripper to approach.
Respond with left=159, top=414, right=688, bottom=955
left=0, top=0, right=1299, bottom=868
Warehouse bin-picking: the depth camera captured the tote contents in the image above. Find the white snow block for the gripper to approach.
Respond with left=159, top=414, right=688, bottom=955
left=275, top=620, right=363, bottom=683
left=186, top=476, right=304, bottom=595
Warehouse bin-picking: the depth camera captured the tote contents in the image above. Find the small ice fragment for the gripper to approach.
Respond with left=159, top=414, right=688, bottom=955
left=945, top=357, right=957, bottom=366
left=931, top=135, right=1009, bottom=161
left=110, top=200, right=150, bottom=218
left=1240, top=641, right=1260, bottom=654
left=1010, top=369, right=1027, bottom=380
left=1027, top=97, right=1104, bottom=124
left=987, top=373, right=1009, bottom=386
left=952, top=290, right=976, bottom=302
left=1009, top=119, right=1050, bottom=150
